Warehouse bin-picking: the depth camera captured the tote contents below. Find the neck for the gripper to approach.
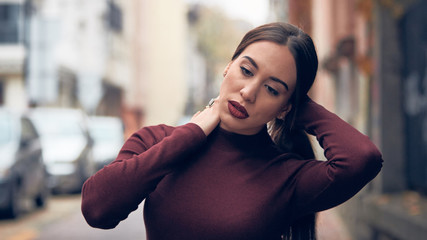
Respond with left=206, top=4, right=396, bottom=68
left=218, top=122, right=264, bottom=136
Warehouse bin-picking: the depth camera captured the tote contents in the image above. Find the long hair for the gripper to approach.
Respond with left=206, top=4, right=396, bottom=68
left=231, top=22, right=319, bottom=239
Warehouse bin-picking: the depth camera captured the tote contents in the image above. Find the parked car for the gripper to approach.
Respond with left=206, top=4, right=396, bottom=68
left=176, top=115, right=192, bottom=126
left=0, top=108, right=49, bottom=218
left=88, top=116, right=124, bottom=171
left=28, top=108, right=95, bottom=194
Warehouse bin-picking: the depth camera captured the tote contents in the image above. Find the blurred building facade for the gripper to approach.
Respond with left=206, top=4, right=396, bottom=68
left=128, top=0, right=188, bottom=128
left=0, top=0, right=189, bottom=139
left=269, top=0, right=427, bottom=239
left=0, top=0, right=28, bottom=110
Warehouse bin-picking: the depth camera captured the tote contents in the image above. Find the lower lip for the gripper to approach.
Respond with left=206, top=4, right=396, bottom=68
left=228, top=102, right=249, bottom=119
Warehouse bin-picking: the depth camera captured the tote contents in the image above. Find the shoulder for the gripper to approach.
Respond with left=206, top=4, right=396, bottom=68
left=124, top=124, right=174, bottom=149
left=131, top=123, right=205, bottom=145
left=272, top=152, right=314, bottom=171
left=133, top=124, right=176, bottom=138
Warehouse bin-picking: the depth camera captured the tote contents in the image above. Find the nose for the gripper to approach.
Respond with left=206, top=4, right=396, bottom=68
left=240, top=82, right=259, bottom=103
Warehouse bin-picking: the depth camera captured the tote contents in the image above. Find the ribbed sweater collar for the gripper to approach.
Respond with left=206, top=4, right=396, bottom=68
left=207, top=125, right=276, bottom=154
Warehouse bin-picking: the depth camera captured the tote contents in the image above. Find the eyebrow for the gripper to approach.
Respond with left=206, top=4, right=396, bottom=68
left=242, top=55, right=289, bottom=91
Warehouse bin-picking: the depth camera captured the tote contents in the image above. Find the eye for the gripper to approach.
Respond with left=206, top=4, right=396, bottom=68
left=240, top=66, right=254, bottom=77
left=265, top=85, right=279, bottom=96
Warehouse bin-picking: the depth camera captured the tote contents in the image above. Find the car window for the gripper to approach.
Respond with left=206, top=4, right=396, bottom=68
left=0, top=113, right=13, bottom=145
left=21, top=118, right=38, bottom=141
left=31, top=112, right=84, bottom=138
left=89, top=120, right=123, bottom=143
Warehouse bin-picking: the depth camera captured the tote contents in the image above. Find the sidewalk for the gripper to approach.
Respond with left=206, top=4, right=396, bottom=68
left=317, top=208, right=352, bottom=240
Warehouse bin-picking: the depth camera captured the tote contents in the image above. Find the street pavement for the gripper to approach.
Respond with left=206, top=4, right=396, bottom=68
left=34, top=196, right=146, bottom=240
left=0, top=195, right=351, bottom=240
left=0, top=195, right=146, bottom=240
left=317, top=209, right=352, bottom=240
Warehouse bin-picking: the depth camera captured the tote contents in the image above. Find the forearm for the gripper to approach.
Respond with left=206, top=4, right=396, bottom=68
left=293, top=98, right=383, bottom=214
left=81, top=123, right=206, bottom=229
left=298, top=98, right=382, bottom=176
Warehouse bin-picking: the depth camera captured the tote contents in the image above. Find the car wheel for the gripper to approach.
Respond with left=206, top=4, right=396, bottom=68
left=34, top=189, right=48, bottom=208
left=2, top=182, right=20, bottom=218
left=35, top=179, right=49, bottom=208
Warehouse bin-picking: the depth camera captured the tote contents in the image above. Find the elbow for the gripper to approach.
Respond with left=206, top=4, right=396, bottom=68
left=357, top=142, right=383, bottom=178
left=334, top=142, right=383, bottom=180
left=369, top=149, right=383, bottom=176
left=82, top=213, right=118, bottom=230
left=81, top=183, right=119, bottom=229
left=81, top=200, right=119, bottom=229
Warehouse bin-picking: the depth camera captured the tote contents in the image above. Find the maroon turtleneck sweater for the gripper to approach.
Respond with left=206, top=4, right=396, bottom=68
left=81, top=100, right=383, bottom=240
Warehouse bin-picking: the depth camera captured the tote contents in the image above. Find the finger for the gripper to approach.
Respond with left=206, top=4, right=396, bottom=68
left=191, top=111, right=201, bottom=119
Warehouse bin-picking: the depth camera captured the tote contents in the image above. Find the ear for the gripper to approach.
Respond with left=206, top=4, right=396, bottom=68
left=223, top=62, right=232, bottom=77
left=277, top=104, right=292, bottom=120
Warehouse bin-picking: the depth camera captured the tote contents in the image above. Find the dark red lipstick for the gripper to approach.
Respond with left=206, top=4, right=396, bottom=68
left=228, top=100, right=249, bottom=119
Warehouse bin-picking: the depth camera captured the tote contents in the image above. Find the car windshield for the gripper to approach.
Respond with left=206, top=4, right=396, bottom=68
left=31, top=112, right=83, bottom=138
left=89, top=120, right=123, bottom=143
left=0, top=113, right=13, bottom=145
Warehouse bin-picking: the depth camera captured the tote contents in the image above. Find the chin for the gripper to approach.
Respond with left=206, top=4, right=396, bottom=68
left=219, top=118, right=240, bottom=132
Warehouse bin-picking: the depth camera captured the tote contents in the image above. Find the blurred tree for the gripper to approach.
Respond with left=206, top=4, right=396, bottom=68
left=189, top=5, right=251, bottom=105
left=195, top=8, right=241, bottom=66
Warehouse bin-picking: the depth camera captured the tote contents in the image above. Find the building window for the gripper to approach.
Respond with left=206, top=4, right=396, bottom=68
left=0, top=4, right=21, bottom=43
left=107, top=1, right=122, bottom=32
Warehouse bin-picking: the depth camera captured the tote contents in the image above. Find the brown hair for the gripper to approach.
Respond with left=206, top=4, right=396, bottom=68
left=231, top=22, right=319, bottom=239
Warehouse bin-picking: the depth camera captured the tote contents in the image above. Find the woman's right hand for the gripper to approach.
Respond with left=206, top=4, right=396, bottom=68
left=190, top=98, right=220, bottom=136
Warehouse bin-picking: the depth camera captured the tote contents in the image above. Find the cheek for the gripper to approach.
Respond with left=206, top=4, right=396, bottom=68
left=219, top=77, right=238, bottom=95
left=280, top=89, right=294, bottom=108
left=261, top=97, right=290, bottom=119
left=218, top=82, right=230, bottom=109
left=280, top=98, right=292, bottom=110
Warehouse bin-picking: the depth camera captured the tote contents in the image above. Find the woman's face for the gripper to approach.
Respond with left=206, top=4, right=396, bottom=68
left=218, top=41, right=297, bottom=135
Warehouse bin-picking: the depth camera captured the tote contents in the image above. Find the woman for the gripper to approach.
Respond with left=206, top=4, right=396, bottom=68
left=81, top=22, right=383, bottom=239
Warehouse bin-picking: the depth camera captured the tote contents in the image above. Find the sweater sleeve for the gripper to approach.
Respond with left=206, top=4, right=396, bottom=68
left=81, top=123, right=206, bottom=229
left=290, top=98, right=383, bottom=217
